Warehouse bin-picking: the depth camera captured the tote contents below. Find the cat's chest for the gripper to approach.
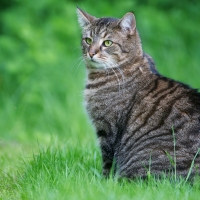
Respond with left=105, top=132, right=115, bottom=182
left=84, top=86, right=129, bottom=125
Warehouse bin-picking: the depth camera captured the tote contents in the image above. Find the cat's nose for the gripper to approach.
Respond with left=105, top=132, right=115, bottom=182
left=89, top=52, right=96, bottom=58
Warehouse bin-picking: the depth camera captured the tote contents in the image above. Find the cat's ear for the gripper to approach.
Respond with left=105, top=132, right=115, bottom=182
left=76, top=7, right=96, bottom=28
left=118, top=12, right=136, bottom=35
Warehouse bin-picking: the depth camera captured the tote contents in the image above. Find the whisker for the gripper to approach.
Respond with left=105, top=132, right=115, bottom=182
left=99, top=59, right=121, bottom=92
left=74, top=59, right=84, bottom=77
left=111, top=67, right=121, bottom=92
left=116, top=67, right=125, bottom=92
left=70, top=46, right=82, bottom=52
left=70, top=57, right=83, bottom=71
left=71, top=57, right=84, bottom=77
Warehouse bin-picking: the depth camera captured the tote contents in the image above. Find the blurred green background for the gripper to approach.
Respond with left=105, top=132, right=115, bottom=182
left=0, top=0, right=200, bottom=149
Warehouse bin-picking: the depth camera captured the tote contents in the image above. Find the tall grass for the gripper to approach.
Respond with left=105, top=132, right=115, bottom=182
left=10, top=145, right=200, bottom=200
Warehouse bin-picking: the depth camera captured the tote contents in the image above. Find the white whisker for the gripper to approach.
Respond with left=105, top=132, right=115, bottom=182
left=116, top=67, right=125, bottom=92
left=99, top=58, right=122, bottom=92
left=71, top=46, right=82, bottom=52
left=71, top=56, right=84, bottom=77
left=74, top=59, right=84, bottom=77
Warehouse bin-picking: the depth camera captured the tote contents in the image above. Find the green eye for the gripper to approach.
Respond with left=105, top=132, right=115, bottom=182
left=103, top=40, right=113, bottom=47
left=85, top=38, right=92, bottom=45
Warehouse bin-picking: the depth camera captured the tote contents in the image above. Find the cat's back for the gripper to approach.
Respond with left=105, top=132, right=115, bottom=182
left=116, top=71, right=200, bottom=178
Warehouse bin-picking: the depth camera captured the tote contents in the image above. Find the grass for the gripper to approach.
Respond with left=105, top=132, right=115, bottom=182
left=1, top=0, right=200, bottom=199
left=2, top=144, right=200, bottom=200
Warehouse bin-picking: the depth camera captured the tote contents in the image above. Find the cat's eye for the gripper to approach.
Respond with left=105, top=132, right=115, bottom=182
left=85, top=38, right=92, bottom=45
left=103, top=40, right=113, bottom=47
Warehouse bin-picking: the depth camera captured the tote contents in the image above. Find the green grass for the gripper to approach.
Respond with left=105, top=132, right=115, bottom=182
left=3, top=145, right=200, bottom=200
left=1, top=0, right=200, bottom=199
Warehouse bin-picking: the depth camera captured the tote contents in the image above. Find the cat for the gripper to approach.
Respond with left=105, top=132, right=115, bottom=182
left=77, top=7, right=200, bottom=179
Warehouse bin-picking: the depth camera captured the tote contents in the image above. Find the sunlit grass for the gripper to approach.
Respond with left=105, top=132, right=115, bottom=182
left=4, top=145, right=200, bottom=200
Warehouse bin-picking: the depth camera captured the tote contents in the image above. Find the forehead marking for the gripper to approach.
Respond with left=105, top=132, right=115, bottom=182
left=99, top=26, right=108, bottom=38
left=102, top=31, right=111, bottom=39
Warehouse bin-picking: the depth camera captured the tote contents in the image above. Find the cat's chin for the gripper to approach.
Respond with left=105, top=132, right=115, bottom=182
left=85, top=59, right=106, bottom=70
left=85, top=58, right=119, bottom=70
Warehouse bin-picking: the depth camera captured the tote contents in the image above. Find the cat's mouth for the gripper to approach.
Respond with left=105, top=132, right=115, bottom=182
left=86, top=57, right=99, bottom=64
left=90, top=58, right=97, bottom=62
left=85, top=58, right=105, bottom=69
left=88, top=55, right=99, bottom=62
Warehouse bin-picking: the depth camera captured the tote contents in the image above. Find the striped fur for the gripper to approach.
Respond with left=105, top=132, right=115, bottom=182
left=77, top=8, right=200, bottom=179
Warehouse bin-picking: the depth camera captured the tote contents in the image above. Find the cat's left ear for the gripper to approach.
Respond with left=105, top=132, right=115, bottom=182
left=118, top=12, right=136, bottom=35
left=76, top=7, right=96, bottom=28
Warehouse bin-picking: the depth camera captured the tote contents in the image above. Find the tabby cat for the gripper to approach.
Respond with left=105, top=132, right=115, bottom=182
left=77, top=7, right=200, bottom=179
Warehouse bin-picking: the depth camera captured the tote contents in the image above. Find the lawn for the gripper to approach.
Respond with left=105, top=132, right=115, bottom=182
left=0, top=0, right=200, bottom=199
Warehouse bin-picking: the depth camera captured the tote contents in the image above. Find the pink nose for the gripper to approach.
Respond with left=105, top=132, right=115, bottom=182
left=89, top=52, right=96, bottom=58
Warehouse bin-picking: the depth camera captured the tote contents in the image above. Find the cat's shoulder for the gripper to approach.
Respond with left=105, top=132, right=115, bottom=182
left=143, top=53, right=159, bottom=75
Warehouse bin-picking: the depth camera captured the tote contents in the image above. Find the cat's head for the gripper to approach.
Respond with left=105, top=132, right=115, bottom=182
left=77, top=7, right=142, bottom=70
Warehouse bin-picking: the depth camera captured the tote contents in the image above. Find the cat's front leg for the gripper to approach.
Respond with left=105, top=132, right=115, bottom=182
left=97, top=130, right=114, bottom=178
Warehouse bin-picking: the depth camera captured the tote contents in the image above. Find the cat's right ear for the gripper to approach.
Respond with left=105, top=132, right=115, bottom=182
left=76, top=7, right=96, bottom=28
left=118, top=12, right=136, bottom=35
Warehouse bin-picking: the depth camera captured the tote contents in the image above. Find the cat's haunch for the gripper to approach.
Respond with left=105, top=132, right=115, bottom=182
left=77, top=7, right=200, bottom=179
